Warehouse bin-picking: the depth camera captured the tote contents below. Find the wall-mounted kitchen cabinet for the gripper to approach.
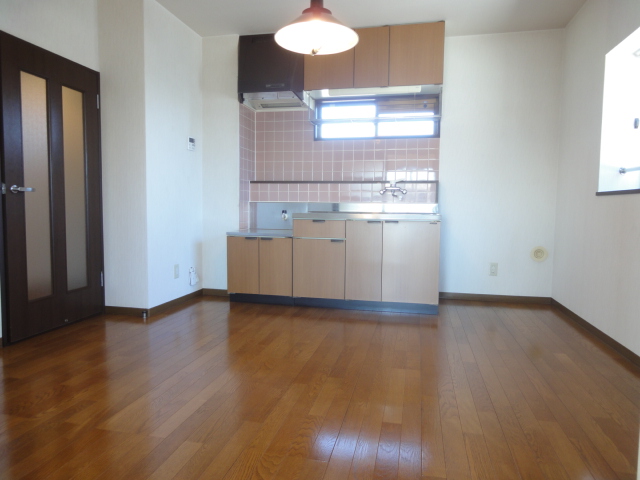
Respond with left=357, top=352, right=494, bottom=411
left=227, top=236, right=292, bottom=296
left=304, top=21, right=445, bottom=91
left=389, top=22, right=445, bottom=86
left=353, top=27, right=390, bottom=88
left=304, top=50, right=354, bottom=91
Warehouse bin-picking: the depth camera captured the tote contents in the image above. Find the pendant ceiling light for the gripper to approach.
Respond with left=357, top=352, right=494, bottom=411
left=275, top=0, right=359, bottom=56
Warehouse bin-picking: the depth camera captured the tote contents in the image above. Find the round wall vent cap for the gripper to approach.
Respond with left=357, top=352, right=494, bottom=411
left=530, top=246, right=548, bottom=262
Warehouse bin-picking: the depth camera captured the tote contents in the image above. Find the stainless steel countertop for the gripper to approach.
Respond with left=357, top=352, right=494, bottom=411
left=292, top=212, right=441, bottom=222
left=226, top=229, right=293, bottom=238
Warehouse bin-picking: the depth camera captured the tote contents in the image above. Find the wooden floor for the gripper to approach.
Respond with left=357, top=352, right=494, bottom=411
left=0, top=298, right=639, bottom=479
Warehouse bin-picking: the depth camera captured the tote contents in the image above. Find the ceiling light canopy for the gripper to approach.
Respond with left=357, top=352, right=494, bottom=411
left=275, top=0, right=359, bottom=56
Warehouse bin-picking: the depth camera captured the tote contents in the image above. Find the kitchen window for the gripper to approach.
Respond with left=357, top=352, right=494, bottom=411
left=314, top=95, right=440, bottom=140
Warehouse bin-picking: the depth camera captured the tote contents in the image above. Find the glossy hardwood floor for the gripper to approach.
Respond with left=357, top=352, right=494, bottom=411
left=1, top=297, right=639, bottom=479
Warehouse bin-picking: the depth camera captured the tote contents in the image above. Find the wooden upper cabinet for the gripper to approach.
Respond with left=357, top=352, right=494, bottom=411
left=354, top=27, right=390, bottom=88
left=304, top=49, right=354, bottom=90
left=389, top=22, right=445, bottom=86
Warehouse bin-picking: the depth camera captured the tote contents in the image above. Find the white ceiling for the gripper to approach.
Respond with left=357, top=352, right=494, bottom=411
left=155, top=0, right=587, bottom=38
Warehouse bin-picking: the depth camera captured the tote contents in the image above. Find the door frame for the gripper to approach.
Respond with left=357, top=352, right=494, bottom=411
left=0, top=31, right=105, bottom=345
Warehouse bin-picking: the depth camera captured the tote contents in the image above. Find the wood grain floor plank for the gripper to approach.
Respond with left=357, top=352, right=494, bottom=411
left=0, top=299, right=638, bottom=480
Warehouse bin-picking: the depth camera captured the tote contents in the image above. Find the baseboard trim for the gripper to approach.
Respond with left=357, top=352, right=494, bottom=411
left=105, top=289, right=203, bottom=318
left=104, top=306, right=145, bottom=317
left=203, top=288, right=229, bottom=297
left=551, top=299, right=640, bottom=368
left=440, top=292, right=552, bottom=304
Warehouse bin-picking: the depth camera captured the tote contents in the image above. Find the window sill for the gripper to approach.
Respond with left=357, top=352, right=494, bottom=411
left=596, top=188, right=640, bottom=196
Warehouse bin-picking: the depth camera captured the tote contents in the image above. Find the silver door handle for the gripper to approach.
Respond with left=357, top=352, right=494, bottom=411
left=10, top=185, right=36, bottom=194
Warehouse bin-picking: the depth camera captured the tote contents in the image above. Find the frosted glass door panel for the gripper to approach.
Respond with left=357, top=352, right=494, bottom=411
left=62, top=86, right=88, bottom=290
left=20, top=72, right=53, bottom=301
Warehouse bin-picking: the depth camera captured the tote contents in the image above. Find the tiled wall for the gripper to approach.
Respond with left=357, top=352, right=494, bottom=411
left=238, top=106, right=440, bottom=213
left=239, top=105, right=256, bottom=229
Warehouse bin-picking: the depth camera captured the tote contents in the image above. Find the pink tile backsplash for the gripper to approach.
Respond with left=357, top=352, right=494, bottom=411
left=239, top=106, right=439, bottom=210
left=239, top=105, right=255, bottom=229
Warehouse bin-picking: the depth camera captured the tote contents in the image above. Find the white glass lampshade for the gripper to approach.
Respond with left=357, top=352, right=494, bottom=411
left=275, top=2, right=359, bottom=56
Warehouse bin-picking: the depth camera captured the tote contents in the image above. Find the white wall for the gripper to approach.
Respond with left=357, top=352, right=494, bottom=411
left=98, top=0, right=150, bottom=308
left=202, top=35, right=240, bottom=290
left=143, top=0, right=203, bottom=307
left=0, top=0, right=99, bottom=71
left=439, top=30, right=563, bottom=297
left=554, top=0, right=640, bottom=355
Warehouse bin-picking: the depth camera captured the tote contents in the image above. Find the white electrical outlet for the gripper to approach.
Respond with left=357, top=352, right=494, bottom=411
left=174, top=264, right=179, bottom=279
left=489, top=263, right=498, bottom=276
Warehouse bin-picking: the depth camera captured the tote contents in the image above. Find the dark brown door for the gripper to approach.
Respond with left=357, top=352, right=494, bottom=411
left=0, top=32, right=104, bottom=343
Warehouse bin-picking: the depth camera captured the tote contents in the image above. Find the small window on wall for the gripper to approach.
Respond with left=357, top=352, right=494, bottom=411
left=597, top=27, right=640, bottom=195
left=314, top=95, right=440, bottom=140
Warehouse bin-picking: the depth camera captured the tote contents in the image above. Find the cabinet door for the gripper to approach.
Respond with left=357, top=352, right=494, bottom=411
left=382, top=221, right=440, bottom=304
left=293, top=238, right=345, bottom=299
left=227, top=236, right=260, bottom=294
left=304, top=50, right=354, bottom=90
left=389, top=22, right=445, bottom=86
left=354, top=27, right=390, bottom=88
left=259, top=238, right=292, bottom=296
left=345, top=221, right=382, bottom=301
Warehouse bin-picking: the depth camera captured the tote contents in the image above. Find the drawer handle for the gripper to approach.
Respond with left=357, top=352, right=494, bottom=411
left=385, top=221, right=399, bottom=224
left=244, top=237, right=258, bottom=240
left=330, top=239, right=344, bottom=243
left=367, top=220, right=382, bottom=223
left=261, top=237, right=273, bottom=240
left=312, top=219, right=326, bottom=223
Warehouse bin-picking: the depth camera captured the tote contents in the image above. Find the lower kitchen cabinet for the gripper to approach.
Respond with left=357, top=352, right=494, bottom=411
left=259, top=237, right=292, bottom=296
left=227, top=236, right=260, bottom=294
left=293, top=238, right=345, bottom=299
left=227, top=236, right=292, bottom=296
left=345, top=220, right=383, bottom=301
left=381, top=221, right=440, bottom=304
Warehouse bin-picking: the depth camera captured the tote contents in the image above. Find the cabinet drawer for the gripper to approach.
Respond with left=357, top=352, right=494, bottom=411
left=293, top=219, right=346, bottom=239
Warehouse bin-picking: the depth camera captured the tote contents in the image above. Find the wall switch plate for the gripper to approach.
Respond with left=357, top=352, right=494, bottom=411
left=174, top=264, right=179, bottom=279
left=489, top=263, right=498, bottom=276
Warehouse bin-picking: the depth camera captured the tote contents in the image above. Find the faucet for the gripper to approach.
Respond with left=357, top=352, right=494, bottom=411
left=379, top=182, right=408, bottom=196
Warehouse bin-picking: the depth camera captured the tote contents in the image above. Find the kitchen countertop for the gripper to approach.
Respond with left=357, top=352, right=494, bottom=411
left=293, top=212, right=441, bottom=222
left=226, top=229, right=293, bottom=238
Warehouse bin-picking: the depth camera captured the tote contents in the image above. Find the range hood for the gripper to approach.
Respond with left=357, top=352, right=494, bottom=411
left=238, top=34, right=308, bottom=111
left=243, top=91, right=315, bottom=111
